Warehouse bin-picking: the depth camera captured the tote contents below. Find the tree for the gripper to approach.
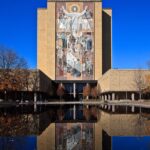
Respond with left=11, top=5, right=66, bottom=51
left=147, top=61, right=150, bottom=70
left=83, top=83, right=91, bottom=100
left=0, top=46, right=28, bottom=100
left=56, top=83, right=65, bottom=100
left=134, top=69, right=146, bottom=99
left=0, top=46, right=27, bottom=69
left=96, top=83, right=101, bottom=99
left=142, top=62, right=150, bottom=94
left=91, top=86, right=98, bottom=99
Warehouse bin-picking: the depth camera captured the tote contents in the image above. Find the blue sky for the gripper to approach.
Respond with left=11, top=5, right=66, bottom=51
left=0, top=0, right=150, bottom=69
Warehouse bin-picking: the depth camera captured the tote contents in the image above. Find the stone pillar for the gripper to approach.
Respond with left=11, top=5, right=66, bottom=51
left=112, top=105, right=115, bottom=112
left=131, top=93, right=135, bottom=101
left=104, top=95, right=107, bottom=101
left=112, top=93, right=115, bottom=100
left=73, top=105, right=76, bottom=120
left=131, top=106, right=135, bottom=112
left=34, top=104, right=37, bottom=112
left=102, top=95, right=104, bottom=101
left=73, top=83, right=76, bottom=99
left=125, top=106, right=128, bottom=114
left=108, top=94, right=111, bottom=100
left=125, top=92, right=128, bottom=99
left=108, top=105, right=111, bottom=110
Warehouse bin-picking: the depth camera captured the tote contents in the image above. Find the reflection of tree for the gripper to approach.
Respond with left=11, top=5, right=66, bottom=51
left=90, top=107, right=100, bottom=120
left=83, top=107, right=91, bottom=121
left=57, top=109, right=65, bottom=121
left=0, top=114, right=38, bottom=136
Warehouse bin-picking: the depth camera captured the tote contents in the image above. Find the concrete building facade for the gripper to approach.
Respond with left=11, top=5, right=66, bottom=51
left=37, top=0, right=150, bottom=100
left=37, top=0, right=112, bottom=81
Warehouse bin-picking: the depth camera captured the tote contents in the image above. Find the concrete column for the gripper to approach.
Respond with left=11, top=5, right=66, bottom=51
left=131, top=93, right=135, bottom=101
left=125, top=106, right=128, bottom=114
left=131, top=106, right=135, bottom=112
left=100, top=95, right=102, bottom=100
left=34, top=104, right=37, bottom=112
left=112, top=93, right=115, bottom=100
left=104, top=95, right=107, bottom=101
left=112, top=105, right=115, bottom=112
left=102, top=96, right=104, bottom=101
left=108, top=105, right=111, bottom=110
left=108, top=94, right=111, bottom=100
left=125, top=92, right=128, bottom=99
left=34, top=92, right=37, bottom=103
left=139, top=107, right=142, bottom=114
left=73, top=105, right=76, bottom=120
left=73, top=83, right=76, bottom=99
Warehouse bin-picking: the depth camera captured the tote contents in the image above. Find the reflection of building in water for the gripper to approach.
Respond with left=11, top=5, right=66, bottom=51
left=55, top=123, right=94, bottom=150
left=37, top=110, right=150, bottom=150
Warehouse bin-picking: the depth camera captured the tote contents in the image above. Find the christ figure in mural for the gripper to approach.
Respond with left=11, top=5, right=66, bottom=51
left=62, top=5, right=88, bottom=34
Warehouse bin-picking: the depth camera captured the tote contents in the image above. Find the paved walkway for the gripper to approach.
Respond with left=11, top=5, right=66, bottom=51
left=33, top=99, right=150, bottom=108
left=1, top=99, right=150, bottom=108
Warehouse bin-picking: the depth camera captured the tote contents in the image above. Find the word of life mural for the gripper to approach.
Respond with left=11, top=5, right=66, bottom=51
left=56, top=3, right=94, bottom=80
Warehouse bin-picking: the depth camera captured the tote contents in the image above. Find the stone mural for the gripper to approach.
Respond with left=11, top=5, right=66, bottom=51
left=56, top=2, right=94, bottom=80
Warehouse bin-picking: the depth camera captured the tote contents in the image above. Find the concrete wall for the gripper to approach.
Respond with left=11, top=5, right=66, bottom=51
left=95, top=2, right=103, bottom=80
left=102, top=9, right=112, bottom=74
left=99, top=69, right=150, bottom=92
left=37, top=3, right=55, bottom=80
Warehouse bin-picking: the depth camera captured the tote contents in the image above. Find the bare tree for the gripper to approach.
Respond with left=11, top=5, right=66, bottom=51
left=91, top=86, right=98, bottom=99
left=83, top=83, right=91, bottom=100
left=57, top=83, right=65, bottom=101
left=96, top=83, right=101, bottom=99
left=147, top=61, right=150, bottom=70
left=134, top=69, right=146, bottom=99
left=0, top=46, right=27, bottom=69
left=0, top=46, right=28, bottom=100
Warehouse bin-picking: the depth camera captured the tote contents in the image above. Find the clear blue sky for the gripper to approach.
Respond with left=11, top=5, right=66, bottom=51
left=0, top=0, right=150, bottom=69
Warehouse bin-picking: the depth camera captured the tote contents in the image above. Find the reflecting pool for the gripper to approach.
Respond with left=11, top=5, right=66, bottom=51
left=0, top=104, right=150, bottom=150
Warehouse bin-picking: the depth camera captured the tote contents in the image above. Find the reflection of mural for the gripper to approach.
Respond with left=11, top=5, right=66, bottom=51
left=56, top=123, right=94, bottom=150
left=56, top=3, right=94, bottom=80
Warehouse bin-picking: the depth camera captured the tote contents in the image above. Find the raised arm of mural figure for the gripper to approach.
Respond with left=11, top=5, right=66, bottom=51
left=80, top=6, right=88, bottom=16
left=62, top=6, right=70, bottom=15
